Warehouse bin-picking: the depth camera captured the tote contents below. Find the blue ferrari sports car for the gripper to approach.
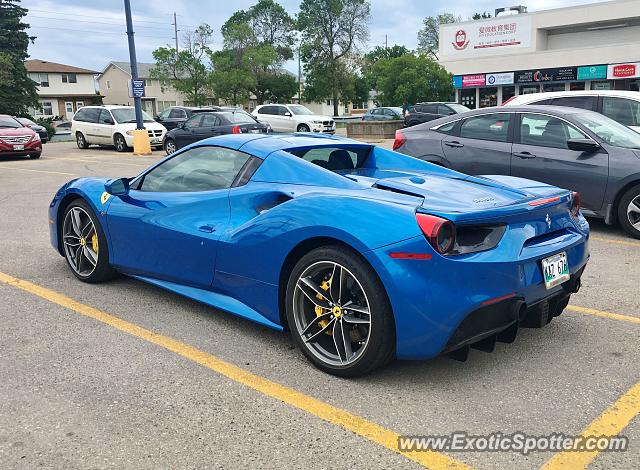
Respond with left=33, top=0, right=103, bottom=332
left=49, top=133, right=589, bottom=376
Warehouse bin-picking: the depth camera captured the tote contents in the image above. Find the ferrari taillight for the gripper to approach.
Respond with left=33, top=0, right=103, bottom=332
left=392, top=130, right=406, bottom=151
left=232, top=125, right=242, bottom=134
left=570, top=191, right=581, bottom=219
left=416, top=213, right=456, bottom=255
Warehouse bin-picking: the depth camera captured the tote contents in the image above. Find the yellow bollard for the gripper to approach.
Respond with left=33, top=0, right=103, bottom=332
left=132, top=129, right=152, bottom=155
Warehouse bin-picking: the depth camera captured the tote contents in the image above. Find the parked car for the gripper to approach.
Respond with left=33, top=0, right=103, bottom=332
left=503, top=90, right=640, bottom=133
left=163, top=110, right=270, bottom=154
left=72, top=105, right=167, bottom=152
left=155, top=106, right=218, bottom=131
left=361, top=107, right=403, bottom=121
left=394, top=105, right=640, bottom=238
left=252, top=104, right=335, bottom=133
left=0, top=115, right=42, bottom=159
left=53, top=121, right=71, bottom=135
left=49, top=133, right=588, bottom=376
left=16, top=117, right=48, bottom=143
left=404, top=102, right=470, bottom=127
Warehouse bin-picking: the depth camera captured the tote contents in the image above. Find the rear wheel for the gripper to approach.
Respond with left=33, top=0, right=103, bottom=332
left=114, top=134, right=129, bottom=152
left=61, top=200, right=117, bottom=283
left=76, top=132, right=89, bottom=149
left=617, top=184, right=640, bottom=239
left=297, top=124, right=310, bottom=133
left=164, top=138, right=176, bottom=155
left=30, top=153, right=41, bottom=159
left=286, top=246, right=395, bottom=377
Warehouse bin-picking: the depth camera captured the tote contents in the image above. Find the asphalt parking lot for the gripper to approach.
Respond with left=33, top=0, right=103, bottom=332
left=0, top=141, right=638, bottom=470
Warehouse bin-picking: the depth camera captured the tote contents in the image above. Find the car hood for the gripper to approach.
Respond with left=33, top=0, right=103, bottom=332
left=0, top=127, right=36, bottom=136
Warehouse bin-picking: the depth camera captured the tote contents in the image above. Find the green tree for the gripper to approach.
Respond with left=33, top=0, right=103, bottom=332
left=0, top=0, right=38, bottom=115
left=471, top=12, right=492, bottom=20
left=369, top=54, right=453, bottom=106
left=364, top=45, right=410, bottom=64
left=298, top=0, right=371, bottom=116
left=246, top=0, right=296, bottom=63
left=151, top=25, right=213, bottom=106
left=417, top=13, right=461, bottom=59
left=257, top=72, right=298, bottom=103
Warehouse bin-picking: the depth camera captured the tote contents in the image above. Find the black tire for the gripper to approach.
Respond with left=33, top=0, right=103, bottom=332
left=30, top=153, right=41, bottom=159
left=285, top=245, right=395, bottom=377
left=76, top=132, right=89, bottom=149
left=164, top=138, right=176, bottom=155
left=61, top=199, right=118, bottom=283
left=297, top=124, right=310, bottom=132
left=617, top=184, right=640, bottom=239
left=114, top=133, right=129, bottom=152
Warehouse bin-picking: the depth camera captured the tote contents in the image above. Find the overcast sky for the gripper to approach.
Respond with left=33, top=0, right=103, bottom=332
left=23, top=0, right=603, bottom=73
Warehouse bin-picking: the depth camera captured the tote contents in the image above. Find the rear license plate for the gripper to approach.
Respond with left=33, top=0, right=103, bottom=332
left=13, top=145, right=24, bottom=151
left=249, top=129, right=262, bottom=134
left=541, top=252, right=570, bottom=289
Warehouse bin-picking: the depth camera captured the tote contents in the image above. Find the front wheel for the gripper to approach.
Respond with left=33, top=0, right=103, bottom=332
left=297, top=124, right=310, bottom=133
left=618, top=184, right=640, bottom=239
left=285, top=246, right=395, bottom=377
left=114, top=134, right=129, bottom=152
left=164, top=138, right=176, bottom=155
left=61, top=200, right=117, bottom=283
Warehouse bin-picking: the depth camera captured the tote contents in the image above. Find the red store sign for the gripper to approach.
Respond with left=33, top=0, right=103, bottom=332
left=462, top=74, right=486, bottom=87
left=607, top=62, right=640, bottom=79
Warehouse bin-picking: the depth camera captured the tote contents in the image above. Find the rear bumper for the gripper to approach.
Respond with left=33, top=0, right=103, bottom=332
left=364, top=227, right=589, bottom=360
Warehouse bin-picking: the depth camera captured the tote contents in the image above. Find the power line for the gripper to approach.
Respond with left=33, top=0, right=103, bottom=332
left=28, top=25, right=174, bottom=40
left=27, top=15, right=173, bottom=33
left=27, top=8, right=196, bottom=28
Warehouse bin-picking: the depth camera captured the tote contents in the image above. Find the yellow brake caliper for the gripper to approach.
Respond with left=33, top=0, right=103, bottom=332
left=316, top=278, right=332, bottom=333
left=91, top=233, right=99, bottom=254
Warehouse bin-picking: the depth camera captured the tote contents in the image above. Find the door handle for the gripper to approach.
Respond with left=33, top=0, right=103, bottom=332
left=198, top=225, right=215, bottom=233
left=444, top=141, right=464, bottom=148
left=514, top=151, right=536, bottom=159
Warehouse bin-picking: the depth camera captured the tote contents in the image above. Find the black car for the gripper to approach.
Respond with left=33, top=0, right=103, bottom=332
left=404, top=102, right=469, bottom=127
left=155, top=106, right=220, bottom=131
left=16, top=117, right=48, bottom=143
left=163, top=110, right=270, bottom=154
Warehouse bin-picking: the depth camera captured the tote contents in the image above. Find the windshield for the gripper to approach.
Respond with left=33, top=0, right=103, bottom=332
left=288, top=105, right=314, bottom=116
left=18, top=118, right=36, bottom=126
left=575, top=113, right=640, bottom=149
left=111, top=108, right=154, bottom=123
left=447, top=103, right=470, bottom=114
left=0, top=116, right=23, bottom=128
left=221, top=111, right=257, bottom=124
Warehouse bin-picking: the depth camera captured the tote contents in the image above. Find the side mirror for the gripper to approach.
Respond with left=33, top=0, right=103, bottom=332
left=284, top=112, right=292, bottom=117
left=104, top=177, right=130, bottom=196
left=567, top=138, right=601, bottom=153
left=155, top=115, right=160, bottom=120
left=178, top=122, right=185, bottom=129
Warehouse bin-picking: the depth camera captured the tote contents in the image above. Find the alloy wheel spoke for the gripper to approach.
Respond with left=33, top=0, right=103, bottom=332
left=342, top=313, right=370, bottom=324
left=303, top=317, right=336, bottom=344
left=628, top=199, right=640, bottom=216
left=300, top=311, right=333, bottom=337
left=332, top=319, right=353, bottom=364
left=632, top=220, right=640, bottom=230
left=341, top=301, right=370, bottom=316
left=329, top=263, right=343, bottom=304
left=70, top=208, right=82, bottom=236
left=74, top=245, right=83, bottom=271
left=298, top=277, right=332, bottom=309
left=83, top=246, right=97, bottom=266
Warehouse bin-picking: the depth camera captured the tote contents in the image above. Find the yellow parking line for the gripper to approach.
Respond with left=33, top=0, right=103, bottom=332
left=0, top=165, right=75, bottom=176
left=567, top=305, right=640, bottom=325
left=540, top=380, right=640, bottom=470
left=591, top=236, right=640, bottom=248
left=0, top=271, right=471, bottom=470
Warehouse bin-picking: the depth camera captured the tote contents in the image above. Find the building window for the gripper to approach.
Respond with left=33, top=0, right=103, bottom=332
left=591, top=81, right=612, bottom=90
left=65, top=102, right=74, bottom=114
left=461, top=89, right=476, bottom=109
left=502, top=86, right=516, bottom=103
left=542, top=83, right=566, bottom=92
left=34, top=101, right=53, bottom=116
left=106, top=80, right=111, bottom=89
left=326, top=99, right=331, bottom=106
left=62, top=73, right=77, bottom=83
left=479, top=87, right=498, bottom=108
left=29, top=73, right=49, bottom=87
left=570, top=82, right=585, bottom=91
left=520, top=84, right=540, bottom=95
left=156, top=101, right=177, bottom=112
left=75, top=101, right=84, bottom=110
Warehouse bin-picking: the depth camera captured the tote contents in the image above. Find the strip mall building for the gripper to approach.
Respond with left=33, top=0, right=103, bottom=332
left=439, top=0, right=640, bottom=108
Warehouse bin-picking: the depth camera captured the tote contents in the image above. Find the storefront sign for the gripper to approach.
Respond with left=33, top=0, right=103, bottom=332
left=486, top=72, right=514, bottom=86
left=514, top=67, right=577, bottom=84
left=440, top=16, right=532, bottom=57
left=607, top=62, right=640, bottom=79
left=462, top=74, right=486, bottom=88
left=577, top=65, right=607, bottom=80
left=452, top=76, right=463, bottom=88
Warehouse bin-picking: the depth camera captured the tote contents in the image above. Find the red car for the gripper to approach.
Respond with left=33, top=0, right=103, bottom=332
left=0, top=115, right=42, bottom=159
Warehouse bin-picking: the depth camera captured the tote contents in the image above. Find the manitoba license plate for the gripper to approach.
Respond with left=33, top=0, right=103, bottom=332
left=541, top=252, right=570, bottom=289
left=13, top=144, right=24, bottom=151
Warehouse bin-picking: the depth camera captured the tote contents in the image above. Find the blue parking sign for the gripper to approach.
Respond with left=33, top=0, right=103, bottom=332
left=130, top=79, right=145, bottom=98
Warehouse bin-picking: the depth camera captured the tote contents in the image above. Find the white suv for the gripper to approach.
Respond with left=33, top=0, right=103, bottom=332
left=252, top=104, right=335, bottom=133
left=72, top=105, right=167, bottom=152
left=503, top=90, right=640, bottom=133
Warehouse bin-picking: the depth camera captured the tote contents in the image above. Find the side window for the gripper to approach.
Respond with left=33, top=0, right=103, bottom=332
left=422, top=104, right=439, bottom=114
left=602, top=97, right=640, bottom=127
left=200, top=114, right=219, bottom=127
left=437, top=105, right=454, bottom=116
left=551, top=96, right=596, bottom=110
left=73, top=108, right=87, bottom=122
left=434, top=120, right=457, bottom=135
left=459, top=114, right=510, bottom=142
left=277, top=106, right=290, bottom=116
left=291, top=147, right=371, bottom=171
left=371, top=109, right=381, bottom=115
left=184, top=115, right=203, bottom=129
left=530, top=99, right=554, bottom=105
left=169, top=108, right=187, bottom=119
left=98, top=109, right=113, bottom=124
left=383, top=108, right=394, bottom=116
left=138, top=146, right=253, bottom=192
left=158, top=108, right=171, bottom=119
left=83, top=108, right=101, bottom=123
left=520, top=114, right=586, bottom=149
left=258, top=106, right=275, bottom=115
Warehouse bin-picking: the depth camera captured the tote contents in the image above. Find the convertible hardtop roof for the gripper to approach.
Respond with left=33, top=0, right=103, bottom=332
left=196, top=133, right=370, bottom=159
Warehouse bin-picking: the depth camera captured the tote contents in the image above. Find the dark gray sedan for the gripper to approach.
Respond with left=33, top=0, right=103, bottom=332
left=394, top=105, right=640, bottom=238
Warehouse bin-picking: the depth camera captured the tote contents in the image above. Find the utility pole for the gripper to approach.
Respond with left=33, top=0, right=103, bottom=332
left=298, top=45, right=302, bottom=103
left=124, top=0, right=150, bottom=154
left=385, top=34, right=388, bottom=49
left=172, top=12, right=179, bottom=53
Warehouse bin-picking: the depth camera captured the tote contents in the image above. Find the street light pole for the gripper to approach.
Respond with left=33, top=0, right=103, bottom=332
left=124, top=0, right=143, bottom=130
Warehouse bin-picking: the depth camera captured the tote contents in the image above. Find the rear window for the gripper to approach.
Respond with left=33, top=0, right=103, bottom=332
left=220, top=111, right=257, bottom=124
left=288, top=146, right=371, bottom=171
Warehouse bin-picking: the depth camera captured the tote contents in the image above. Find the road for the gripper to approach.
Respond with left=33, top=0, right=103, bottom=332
left=0, top=141, right=638, bottom=469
